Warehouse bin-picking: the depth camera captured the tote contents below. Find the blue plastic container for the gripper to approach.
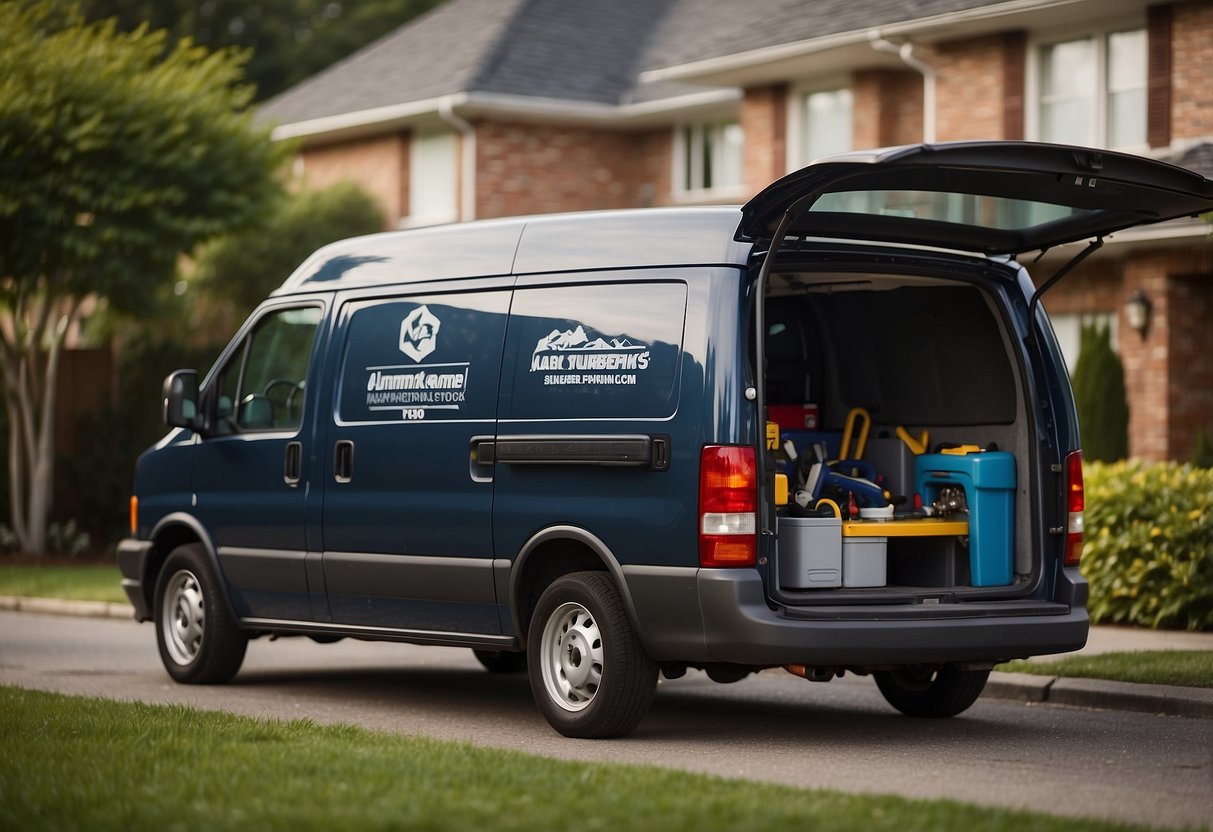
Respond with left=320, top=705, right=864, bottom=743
left=914, top=451, right=1016, bottom=587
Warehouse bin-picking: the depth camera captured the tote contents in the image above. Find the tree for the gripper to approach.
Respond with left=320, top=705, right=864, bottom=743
left=67, top=0, right=444, bottom=102
left=0, top=2, right=289, bottom=554
left=191, top=181, right=385, bottom=317
left=1071, top=321, right=1130, bottom=463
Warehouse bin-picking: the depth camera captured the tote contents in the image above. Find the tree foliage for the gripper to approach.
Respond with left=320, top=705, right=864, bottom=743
left=0, top=1, right=287, bottom=553
left=191, top=181, right=385, bottom=317
left=66, top=0, right=444, bottom=102
left=1071, top=321, right=1129, bottom=463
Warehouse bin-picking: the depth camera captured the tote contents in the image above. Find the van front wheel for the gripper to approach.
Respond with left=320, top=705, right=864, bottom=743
left=154, top=543, right=248, bottom=684
left=874, top=665, right=990, bottom=717
left=527, top=571, right=657, bottom=738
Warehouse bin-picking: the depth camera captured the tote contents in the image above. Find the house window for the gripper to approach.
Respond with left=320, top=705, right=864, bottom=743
left=677, top=121, right=744, bottom=195
left=1035, top=28, right=1146, bottom=149
left=800, top=88, right=852, bottom=163
left=409, top=129, right=458, bottom=226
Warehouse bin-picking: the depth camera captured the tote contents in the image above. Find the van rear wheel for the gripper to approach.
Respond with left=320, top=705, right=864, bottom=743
left=527, top=571, right=657, bottom=739
left=154, top=543, right=248, bottom=684
left=874, top=665, right=989, bottom=717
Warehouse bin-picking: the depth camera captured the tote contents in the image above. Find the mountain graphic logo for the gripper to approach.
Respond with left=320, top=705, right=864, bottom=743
left=400, top=305, right=441, bottom=362
left=533, top=325, right=645, bottom=355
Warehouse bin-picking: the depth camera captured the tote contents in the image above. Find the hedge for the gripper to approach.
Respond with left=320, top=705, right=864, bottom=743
left=1081, top=460, right=1213, bottom=630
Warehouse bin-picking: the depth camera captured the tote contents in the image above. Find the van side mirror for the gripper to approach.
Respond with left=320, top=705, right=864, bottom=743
left=163, top=370, right=200, bottom=431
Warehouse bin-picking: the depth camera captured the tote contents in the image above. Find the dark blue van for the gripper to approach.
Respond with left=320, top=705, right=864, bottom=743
left=119, top=142, right=1213, bottom=737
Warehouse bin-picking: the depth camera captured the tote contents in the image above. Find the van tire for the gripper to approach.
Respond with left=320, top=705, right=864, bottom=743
left=154, top=543, right=248, bottom=684
left=874, top=665, right=990, bottom=717
left=473, top=649, right=527, bottom=674
left=527, top=571, right=657, bottom=738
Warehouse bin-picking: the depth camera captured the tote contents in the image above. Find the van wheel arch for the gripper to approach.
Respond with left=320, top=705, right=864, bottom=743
left=146, top=517, right=237, bottom=626
left=510, top=527, right=642, bottom=643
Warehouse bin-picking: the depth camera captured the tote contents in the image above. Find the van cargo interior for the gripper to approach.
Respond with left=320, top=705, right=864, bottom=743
left=763, top=264, right=1034, bottom=603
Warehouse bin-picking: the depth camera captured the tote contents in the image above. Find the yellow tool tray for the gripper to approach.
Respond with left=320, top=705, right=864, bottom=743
left=841, top=518, right=969, bottom=538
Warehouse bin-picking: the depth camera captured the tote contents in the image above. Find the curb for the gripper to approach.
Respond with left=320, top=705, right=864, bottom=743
left=984, top=670, right=1213, bottom=720
left=4, top=596, right=1210, bottom=719
left=0, top=594, right=134, bottom=620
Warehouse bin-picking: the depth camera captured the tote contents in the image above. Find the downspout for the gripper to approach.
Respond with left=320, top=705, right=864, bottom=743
left=438, top=95, right=476, bottom=221
left=868, top=31, right=936, bottom=144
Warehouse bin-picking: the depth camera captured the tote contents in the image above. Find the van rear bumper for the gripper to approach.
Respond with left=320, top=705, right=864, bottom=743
left=625, top=567, right=1088, bottom=667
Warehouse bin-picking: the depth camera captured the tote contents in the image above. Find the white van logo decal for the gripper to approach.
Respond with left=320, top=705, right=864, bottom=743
left=365, top=362, right=470, bottom=419
left=399, top=305, right=441, bottom=362
left=530, top=325, right=650, bottom=386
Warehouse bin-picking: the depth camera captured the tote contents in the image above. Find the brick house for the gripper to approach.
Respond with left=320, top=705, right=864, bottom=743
left=260, top=0, right=1213, bottom=461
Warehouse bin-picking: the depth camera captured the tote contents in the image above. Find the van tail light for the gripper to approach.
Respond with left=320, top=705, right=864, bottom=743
left=699, top=445, right=757, bottom=567
left=1064, top=450, right=1084, bottom=567
left=130, top=496, right=139, bottom=537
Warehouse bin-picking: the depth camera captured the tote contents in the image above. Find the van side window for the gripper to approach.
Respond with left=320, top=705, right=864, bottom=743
left=502, top=282, right=687, bottom=420
left=336, top=292, right=510, bottom=424
left=211, top=306, right=323, bottom=434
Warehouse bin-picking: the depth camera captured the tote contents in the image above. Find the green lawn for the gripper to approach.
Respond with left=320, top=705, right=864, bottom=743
left=998, top=651, right=1213, bottom=689
left=0, top=686, right=1165, bottom=832
left=0, top=562, right=126, bottom=604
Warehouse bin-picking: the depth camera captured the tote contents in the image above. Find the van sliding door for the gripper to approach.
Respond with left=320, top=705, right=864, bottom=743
left=493, top=276, right=695, bottom=574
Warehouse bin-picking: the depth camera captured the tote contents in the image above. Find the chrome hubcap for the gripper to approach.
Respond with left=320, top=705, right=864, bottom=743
left=540, top=601, right=603, bottom=712
left=162, top=570, right=205, bottom=666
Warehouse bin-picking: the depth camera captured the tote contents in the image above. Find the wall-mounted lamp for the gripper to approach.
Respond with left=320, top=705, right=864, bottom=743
left=1124, top=290, right=1153, bottom=339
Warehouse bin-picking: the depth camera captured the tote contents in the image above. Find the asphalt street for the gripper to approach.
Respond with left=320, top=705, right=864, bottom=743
left=1, top=609, right=1210, bottom=828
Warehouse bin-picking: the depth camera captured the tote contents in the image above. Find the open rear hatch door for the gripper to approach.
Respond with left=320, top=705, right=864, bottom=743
left=739, top=141, right=1213, bottom=254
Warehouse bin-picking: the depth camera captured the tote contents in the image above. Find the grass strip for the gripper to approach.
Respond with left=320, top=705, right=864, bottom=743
left=0, top=563, right=126, bottom=604
left=0, top=685, right=1169, bottom=832
left=998, top=650, right=1213, bottom=689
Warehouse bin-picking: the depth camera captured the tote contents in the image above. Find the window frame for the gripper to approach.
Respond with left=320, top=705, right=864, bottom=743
left=671, top=119, right=746, bottom=201
left=1025, top=19, right=1148, bottom=152
left=204, top=302, right=325, bottom=436
left=785, top=77, right=854, bottom=172
left=406, top=127, right=459, bottom=228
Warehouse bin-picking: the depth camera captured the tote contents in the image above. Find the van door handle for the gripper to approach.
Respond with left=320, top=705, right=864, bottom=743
left=469, top=436, right=494, bottom=483
left=284, top=441, right=302, bottom=487
left=334, top=440, right=354, bottom=484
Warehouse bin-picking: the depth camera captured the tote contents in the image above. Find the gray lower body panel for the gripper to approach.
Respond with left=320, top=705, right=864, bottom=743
left=624, top=567, right=1088, bottom=667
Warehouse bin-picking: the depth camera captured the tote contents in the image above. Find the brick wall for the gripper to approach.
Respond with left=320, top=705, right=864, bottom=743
left=933, top=34, right=1024, bottom=140
left=1117, top=247, right=1213, bottom=461
left=474, top=121, right=666, bottom=219
left=1171, top=0, right=1213, bottom=140
left=1035, top=242, right=1213, bottom=463
left=298, top=133, right=408, bottom=227
left=741, top=85, right=788, bottom=194
left=1166, top=272, right=1213, bottom=459
left=853, top=69, right=923, bottom=148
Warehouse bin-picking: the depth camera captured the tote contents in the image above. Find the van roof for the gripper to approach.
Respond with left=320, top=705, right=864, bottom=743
left=273, top=206, right=752, bottom=295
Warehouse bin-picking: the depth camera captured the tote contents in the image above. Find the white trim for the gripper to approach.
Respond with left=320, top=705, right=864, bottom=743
left=438, top=95, right=476, bottom=222
left=271, top=95, right=459, bottom=141
left=269, top=89, right=742, bottom=145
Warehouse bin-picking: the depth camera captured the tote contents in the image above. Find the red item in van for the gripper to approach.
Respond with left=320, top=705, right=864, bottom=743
left=769, top=403, right=819, bottom=430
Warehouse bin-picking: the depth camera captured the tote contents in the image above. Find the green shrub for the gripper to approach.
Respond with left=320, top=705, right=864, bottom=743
left=1081, top=460, right=1213, bottom=630
left=1071, top=322, right=1129, bottom=462
left=1191, top=430, right=1213, bottom=469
